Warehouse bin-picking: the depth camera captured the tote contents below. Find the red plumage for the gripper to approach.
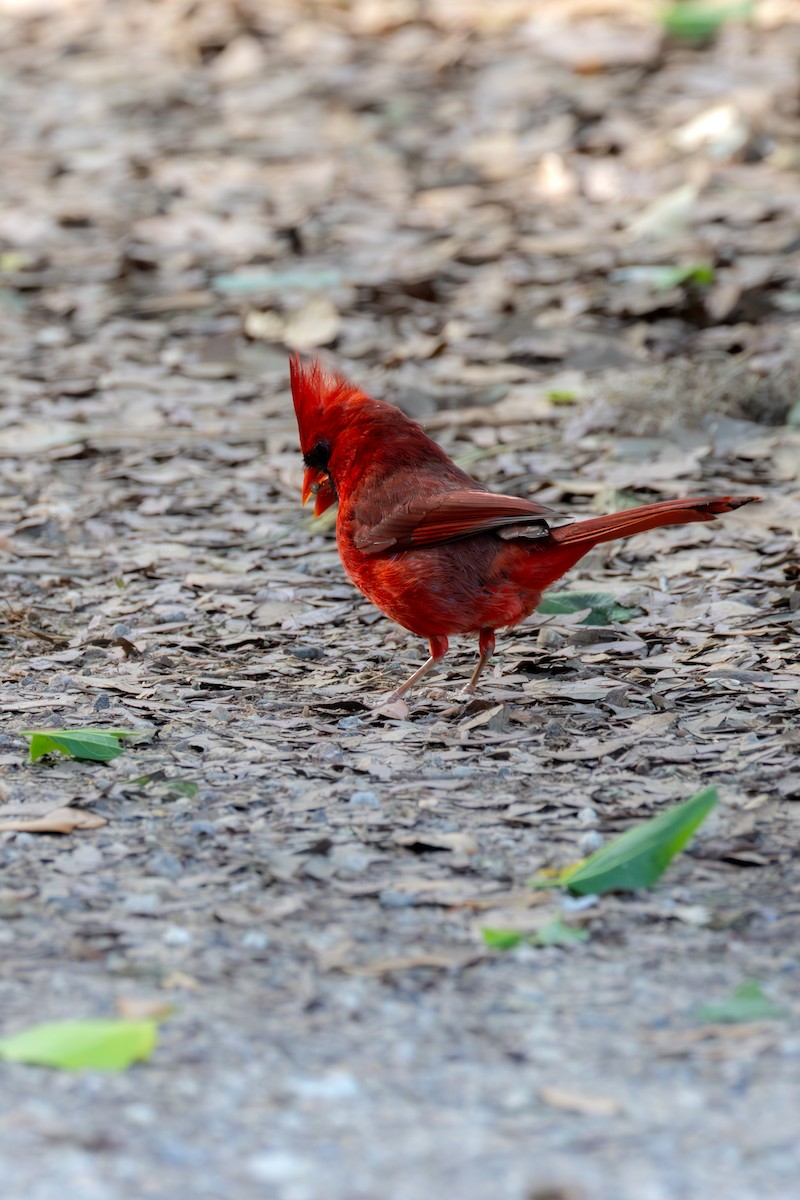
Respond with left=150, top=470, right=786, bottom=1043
left=291, top=356, right=759, bottom=701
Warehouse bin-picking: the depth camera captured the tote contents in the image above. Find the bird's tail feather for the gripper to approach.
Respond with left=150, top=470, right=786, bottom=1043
left=550, top=496, right=759, bottom=549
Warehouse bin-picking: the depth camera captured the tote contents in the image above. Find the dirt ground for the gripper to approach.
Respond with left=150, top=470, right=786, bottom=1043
left=1, top=2, right=799, bottom=1198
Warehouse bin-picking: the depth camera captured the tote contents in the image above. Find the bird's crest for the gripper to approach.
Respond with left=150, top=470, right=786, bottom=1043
left=289, top=355, right=357, bottom=455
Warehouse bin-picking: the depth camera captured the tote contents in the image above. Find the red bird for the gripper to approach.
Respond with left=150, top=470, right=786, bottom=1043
left=291, top=357, right=758, bottom=702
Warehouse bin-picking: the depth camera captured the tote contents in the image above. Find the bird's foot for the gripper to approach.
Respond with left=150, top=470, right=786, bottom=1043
left=373, top=693, right=410, bottom=719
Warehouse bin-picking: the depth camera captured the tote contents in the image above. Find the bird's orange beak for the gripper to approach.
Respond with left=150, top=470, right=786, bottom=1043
left=302, top=467, right=337, bottom=518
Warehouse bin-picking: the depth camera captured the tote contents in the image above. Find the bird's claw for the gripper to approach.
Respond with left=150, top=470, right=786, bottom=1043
left=373, top=694, right=410, bottom=719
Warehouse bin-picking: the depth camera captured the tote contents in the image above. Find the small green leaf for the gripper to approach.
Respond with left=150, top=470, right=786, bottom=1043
left=613, top=263, right=714, bottom=292
left=662, top=1, right=754, bottom=43
left=0, top=250, right=34, bottom=272
left=20, top=728, right=142, bottom=764
left=649, top=262, right=715, bottom=291
left=540, top=787, right=719, bottom=895
left=537, top=591, right=636, bottom=626
left=0, top=1019, right=158, bottom=1070
left=482, top=918, right=588, bottom=950
left=165, top=779, right=199, bottom=799
left=695, top=980, right=788, bottom=1024
left=482, top=928, right=524, bottom=950
left=530, top=917, right=589, bottom=946
left=546, top=390, right=578, bottom=405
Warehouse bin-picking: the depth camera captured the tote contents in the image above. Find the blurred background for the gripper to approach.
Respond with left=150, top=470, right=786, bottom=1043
left=1, top=0, right=800, bottom=447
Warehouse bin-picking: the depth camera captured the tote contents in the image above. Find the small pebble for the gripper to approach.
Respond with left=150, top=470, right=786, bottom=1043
left=538, top=626, right=566, bottom=649
left=247, top=1152, right=311, bottom=1185
left=155, top=1138, right=200, bottom=1167
left=290, top=1071, right=361, bottom=1101
left=162, top=925, right=192, bottom=947
left=498, top=1086, right=533, bottom=1112
left=289, top=645, right=324, bottom=661
left=125, top=1103, right=156, bottom=1127
left=147, top=851, right=183, bottom=880
left=45, top=673, right=80, bottom=692
left=349, top=791, right=379, bottom=806
left=578, top=830, right=605, bottom=854
left=191, top=822, right=217, bottom=838
left=318, top=745, right=343, bottom=766
left=379, top=890, right=415, bottom=908
left=35, top=326, right=69, bottom=347
left=561, top=893, right=600, bottom=913
left=241, top=930, right=269, bottom=951
left=123, top=893, right=161, bottom=914
left=330, top=848, right=373, bottom=876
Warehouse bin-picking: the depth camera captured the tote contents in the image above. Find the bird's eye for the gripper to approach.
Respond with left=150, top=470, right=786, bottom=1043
left=303, top=439, right=331, bottom=471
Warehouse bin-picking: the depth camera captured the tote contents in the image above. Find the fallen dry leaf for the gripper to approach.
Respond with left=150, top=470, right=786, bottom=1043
left=392, top=830, right=480, bottom=856
left=160, top=972, right=203, bottom=992
left=0, top=808, right=107, bottom=834
left=538, top=1086, right=623, bottom=1118
left=338, top=949, right=485, bottom=976
left=372, top=697, right=410, bottom=720
left=115, top=997, right=176, bottom=1022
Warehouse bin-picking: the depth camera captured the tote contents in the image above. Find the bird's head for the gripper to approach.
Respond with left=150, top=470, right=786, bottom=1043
left=291, top=354, right=445, bottom=517
left=289, top=355, right=348, bottom=518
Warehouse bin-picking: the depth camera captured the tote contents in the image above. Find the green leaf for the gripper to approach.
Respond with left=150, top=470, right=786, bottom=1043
left=165, top=779, right=199, bottom=799
left=0, top=250, right=35, bottom=272
left=20, top=728, right=142, bottom=764
left=612, top=263, right=715, bottom=292
left=546, top=389, right=578, bottom=405
left=695, top=980, right=788, bottom=1024
left=536, top=591, right=636, bottom=626
left=482, top=928, right=524, bottom=950
left=662, top=1, right=754, bottom=44
left=482, top=918, right=589, bottom=951
left=650, top=262, right=715, bottom=291
left=0, top=1019, right=158, bottom=1070
left=541, top=787, right=719, bottom=895
left=530, top=917, right=589, bottom=946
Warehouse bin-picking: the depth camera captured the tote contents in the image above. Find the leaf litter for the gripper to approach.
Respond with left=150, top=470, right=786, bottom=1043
left=0, top=2, right=799, bottom=1198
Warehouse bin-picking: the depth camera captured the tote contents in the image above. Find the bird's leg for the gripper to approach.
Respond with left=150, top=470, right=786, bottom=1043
left=462, top=628, right=496, bottom=696
left=382, top=635, right=449, bottom=704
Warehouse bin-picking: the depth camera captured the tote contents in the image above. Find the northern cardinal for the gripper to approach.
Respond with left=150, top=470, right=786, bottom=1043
left=291, top=357, right=758, bottom=702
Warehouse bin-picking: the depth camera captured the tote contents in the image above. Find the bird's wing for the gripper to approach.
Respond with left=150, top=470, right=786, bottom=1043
left=353, top=490, right=572, bottom=554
